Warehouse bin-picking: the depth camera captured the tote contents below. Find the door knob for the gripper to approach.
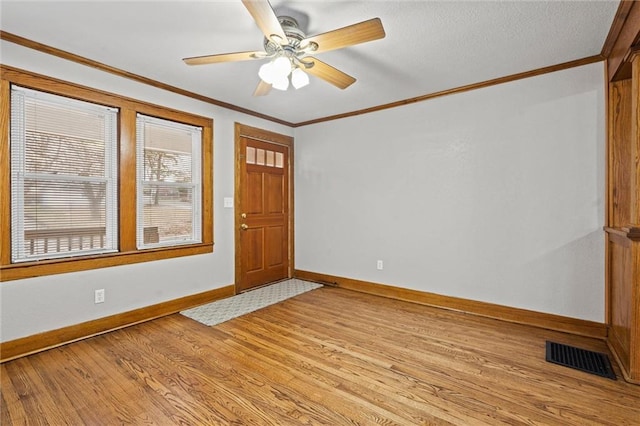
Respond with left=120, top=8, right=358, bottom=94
left=241, top=213, right=247, bottom=219
left=240, top=224, right=249, bottom=230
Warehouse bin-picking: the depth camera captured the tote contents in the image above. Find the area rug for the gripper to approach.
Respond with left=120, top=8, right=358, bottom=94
left=181, top=279, right=322, bottom=326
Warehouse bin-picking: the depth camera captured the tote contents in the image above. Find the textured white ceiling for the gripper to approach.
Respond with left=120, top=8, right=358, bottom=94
left=0, top=1, right=618, bottom=124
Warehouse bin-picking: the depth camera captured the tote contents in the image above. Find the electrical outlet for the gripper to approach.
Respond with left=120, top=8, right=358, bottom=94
left=94, top=289, right=105, bottom=304
left=377, top=260, right=384, bottom=270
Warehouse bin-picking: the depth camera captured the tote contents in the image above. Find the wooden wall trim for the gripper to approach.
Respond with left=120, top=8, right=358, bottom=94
left=632, top=238, right=640, bottom=381
left=632, top=52, right=640, bottom=225
left=119, top=108, right=138, bottom=252
left=606, top=1, right=640, bottom=80
left=294, top=270, right=608, bottom=340
left=605, top=45, right=640, bottom=384
left=0, top=79, right=10, bottom=265
left=0, top=285, right=234, bottom=363
left=607, top=231, right=640, bottom=383
left=0, top=31, right=294, bottom=128
left=602, top=1, right=636, bottom=58
left=607, top=79, right=633, bottom=227
left=293, top=55, right=604, bottom=127
left=2, top=31, right=604, bottom=129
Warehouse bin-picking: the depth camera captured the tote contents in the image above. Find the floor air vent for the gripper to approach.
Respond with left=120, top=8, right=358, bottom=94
left=545, top=341, right=616, bottom=380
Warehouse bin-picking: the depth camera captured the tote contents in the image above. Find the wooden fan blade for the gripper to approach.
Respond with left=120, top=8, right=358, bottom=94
left=253, top=80, right=272, bottom=96
left=183, top=51, right=264, bottom=66
left=301, top=18, right=385, bottom=54
left=302, top=57, right=356, bottom=89
left=241, top=0, right=288, bottom=45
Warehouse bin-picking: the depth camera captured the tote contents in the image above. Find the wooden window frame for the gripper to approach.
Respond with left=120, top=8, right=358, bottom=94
left=0, top=66, right=214, bottom=281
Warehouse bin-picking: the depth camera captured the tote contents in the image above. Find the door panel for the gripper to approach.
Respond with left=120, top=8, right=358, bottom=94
left=245, top=228, right=264, bottom=272
left=246, top=172, right=264, bottom=214
left=236, top=129, right=291, bottom=293
left=266, top=174, right=284, bottom=214
left=266, top=226, right=284, bottom=266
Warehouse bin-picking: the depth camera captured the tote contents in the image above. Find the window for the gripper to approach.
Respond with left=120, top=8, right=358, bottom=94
left=10, top=86, right=118, bottom=262
left=136, top=114, right=202, bottom=248
left=0, top=67, right=213, bottom=281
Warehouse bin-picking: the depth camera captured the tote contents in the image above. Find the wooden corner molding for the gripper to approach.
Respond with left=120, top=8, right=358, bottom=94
left=601, top=0, right=636, bottom=58
left=294, top=269, right=608, bottom=340
left=605, top=0, right=640, bottom=80
left=0, top=285, right=235, bottom=363
left=608, top=340, right=640, bottom=385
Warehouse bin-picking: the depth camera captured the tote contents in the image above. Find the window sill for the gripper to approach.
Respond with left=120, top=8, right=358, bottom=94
left=0, top=243, right=214, bottom=282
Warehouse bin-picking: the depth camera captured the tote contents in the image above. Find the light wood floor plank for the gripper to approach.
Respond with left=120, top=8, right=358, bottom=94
left=256, top=300, right=576, bottom=425
left=2, top=287, right=639, bottom=425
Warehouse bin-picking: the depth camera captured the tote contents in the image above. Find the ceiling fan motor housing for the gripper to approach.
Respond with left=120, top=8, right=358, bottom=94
left=264, top=16, right=317, bottom=58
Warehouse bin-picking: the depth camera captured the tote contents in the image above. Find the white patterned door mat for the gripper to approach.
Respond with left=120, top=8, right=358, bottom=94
left=181, top=279, right=322, bottom=326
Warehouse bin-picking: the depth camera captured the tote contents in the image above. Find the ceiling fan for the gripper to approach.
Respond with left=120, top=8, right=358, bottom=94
left=183, top=0, right=386, bottom=96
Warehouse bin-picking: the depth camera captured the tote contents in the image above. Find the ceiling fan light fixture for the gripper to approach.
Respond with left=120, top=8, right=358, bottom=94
left=258, top=61, right=276, bottom=84
left=291, top=67, right=309, bottom=89
left=272, top=76, right=290, bottom=91
left=259, top=56, right=292, bottom=85
left=272, top=56, right=292, bottom=76
left=183, top=3, right=386, bottom=97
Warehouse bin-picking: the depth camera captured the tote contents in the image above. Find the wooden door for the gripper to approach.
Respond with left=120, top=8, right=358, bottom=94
left=235, top=124, right=293, bottom=293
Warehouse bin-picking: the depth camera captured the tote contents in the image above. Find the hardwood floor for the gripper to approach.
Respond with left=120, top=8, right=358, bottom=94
left=2, top=287, right=639, bottom=425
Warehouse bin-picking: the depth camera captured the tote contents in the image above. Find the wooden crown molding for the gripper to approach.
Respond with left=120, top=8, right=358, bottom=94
left=0, top=30, right=294, bottom=127
left=292, top=55, right=604, bottom=127
left=2, top=30, right=605, bottom=128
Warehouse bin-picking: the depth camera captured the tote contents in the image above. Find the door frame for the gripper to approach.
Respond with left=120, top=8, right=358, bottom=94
left=234, top=123, right=294, bottom=293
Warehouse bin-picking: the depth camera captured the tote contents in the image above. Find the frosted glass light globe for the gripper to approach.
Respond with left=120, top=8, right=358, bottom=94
left=291, top=68, right=310, bottom=89
left=258, top=62, right=276, bottom=84
left=272, top=76, right=290, bottom=91
left=272, top=57, right=292, bottom=77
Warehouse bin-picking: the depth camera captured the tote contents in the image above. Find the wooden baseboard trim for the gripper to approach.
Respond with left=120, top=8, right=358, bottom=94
left=0, top=285, right=235, bottom=363
left=295, top=270, right=607, bottom=340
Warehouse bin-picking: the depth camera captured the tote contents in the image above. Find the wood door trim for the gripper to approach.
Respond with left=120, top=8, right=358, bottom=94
left=234, top=123, right=294, bottom=293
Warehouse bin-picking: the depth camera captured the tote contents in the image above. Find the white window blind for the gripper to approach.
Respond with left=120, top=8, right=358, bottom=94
left=10, top=86, right=118, bottom=262
left=136, top=114, right=202, bottom=249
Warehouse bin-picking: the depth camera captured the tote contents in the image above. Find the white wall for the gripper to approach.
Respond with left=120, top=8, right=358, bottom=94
left=294, top=63, right=606, bottom=322
left=0, top=41, right=606, bottom=342
left=0, top=41, right=293, bottom=342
